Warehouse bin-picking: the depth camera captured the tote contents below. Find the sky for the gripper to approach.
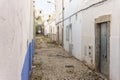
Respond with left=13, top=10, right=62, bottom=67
left=35, top=0, right=55, bottom=15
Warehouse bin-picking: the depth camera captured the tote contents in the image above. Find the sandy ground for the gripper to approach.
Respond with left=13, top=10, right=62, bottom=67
left=30, top=36, right=103, bottom=80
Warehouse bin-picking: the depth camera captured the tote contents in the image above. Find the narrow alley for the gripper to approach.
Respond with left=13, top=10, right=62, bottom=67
left=30, top=36, right=102, bottom=80
left=1, top=0, right=120, bottom=80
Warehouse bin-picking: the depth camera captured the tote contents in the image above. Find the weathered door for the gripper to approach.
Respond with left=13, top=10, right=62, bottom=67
left=100, top=22, right=108, bottom=76
left=95, top=15, right=110, bottom=79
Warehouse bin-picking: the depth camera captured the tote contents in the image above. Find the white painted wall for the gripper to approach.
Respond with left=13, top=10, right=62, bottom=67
left=64, top=0, right=83, bottom=59
left=63, top=0, right=120, bottom=80
left=0, top=0, right=33, bottom=80
left=55, top=0, right=63, bottom=44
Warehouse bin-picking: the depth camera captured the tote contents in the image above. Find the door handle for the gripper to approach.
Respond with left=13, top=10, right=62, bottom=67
left=102, top=55, right=107, bottom=59
left=105, top=55, right=107, bottom=61
left=105, top=55, right=107, bottom=58
left=102, top=54, right=107, bottom=58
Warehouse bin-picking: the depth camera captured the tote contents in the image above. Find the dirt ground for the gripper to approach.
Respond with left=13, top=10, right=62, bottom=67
left=30, top=36, right=103, bottom=80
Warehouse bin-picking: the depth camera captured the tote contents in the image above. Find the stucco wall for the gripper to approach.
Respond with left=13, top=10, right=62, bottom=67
left=0, top=0, right=33, bottom=80
left=82, top=0, right=120, bottom=80
left=63, top=0, right=120, bottom=80
left=64, top=0, right=83, bottom=59
left=55, top=0, right=63, bottom=44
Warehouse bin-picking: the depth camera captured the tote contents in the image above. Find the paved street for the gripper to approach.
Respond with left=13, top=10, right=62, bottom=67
left=30, top=36, right=103, bottom=80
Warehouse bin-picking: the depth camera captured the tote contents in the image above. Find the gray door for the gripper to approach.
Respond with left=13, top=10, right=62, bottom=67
left=100, top=22, right=108, bottom=76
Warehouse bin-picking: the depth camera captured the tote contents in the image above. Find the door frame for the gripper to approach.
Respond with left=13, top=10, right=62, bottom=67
left=95, top=15, right=111, bottom=79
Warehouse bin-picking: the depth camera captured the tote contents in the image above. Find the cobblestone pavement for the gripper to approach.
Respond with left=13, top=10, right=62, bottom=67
left=30, top=36, right=103, bottom=80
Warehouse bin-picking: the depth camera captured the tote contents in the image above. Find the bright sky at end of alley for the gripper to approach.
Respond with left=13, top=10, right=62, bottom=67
left=35, top=0, right=55, bottom=15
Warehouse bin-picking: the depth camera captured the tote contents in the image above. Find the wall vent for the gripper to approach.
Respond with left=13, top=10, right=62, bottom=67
left=88, top=45, right=93, bottom=58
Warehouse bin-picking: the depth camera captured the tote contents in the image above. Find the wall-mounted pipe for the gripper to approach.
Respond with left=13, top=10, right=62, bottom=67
left=56, top=0, right=108, bottom=25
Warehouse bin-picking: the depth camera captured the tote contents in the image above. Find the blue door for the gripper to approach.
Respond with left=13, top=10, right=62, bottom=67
left=100, top=22, right=108, bottom=76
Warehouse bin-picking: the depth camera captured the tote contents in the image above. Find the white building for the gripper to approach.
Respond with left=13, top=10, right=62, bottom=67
left=0, top=0, right=34, bottom=80
left=46, top=0, right=63, bottom=43
left=63, top=0, right=120, bottom=80
left=55, top=0, right=63, bottom=45
left=46, top=14, right=57, bottom=41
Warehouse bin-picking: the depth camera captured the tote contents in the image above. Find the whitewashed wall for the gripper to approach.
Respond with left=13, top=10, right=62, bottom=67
left=63, top=0, right=120, bottom=80
left=0, top=0, right=33, bottom=80
left=55, top=0, right=63, bottom=44
left=64, top=0, right=83, bottom=59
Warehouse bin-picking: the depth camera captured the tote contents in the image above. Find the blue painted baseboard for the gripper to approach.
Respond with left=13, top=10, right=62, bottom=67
left=21, top=39, right=34, bottom=80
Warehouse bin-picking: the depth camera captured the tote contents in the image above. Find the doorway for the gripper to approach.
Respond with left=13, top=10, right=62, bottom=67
left=95, top=15, right=110, bottom=79
left=57, top=26, right=59, bottom=44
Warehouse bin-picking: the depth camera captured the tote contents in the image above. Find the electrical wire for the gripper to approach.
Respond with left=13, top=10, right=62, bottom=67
left=56, top=0, right=108, bottom=25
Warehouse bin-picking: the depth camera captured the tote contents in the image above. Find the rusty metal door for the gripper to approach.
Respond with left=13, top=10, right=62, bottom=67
left=100, top=22, right=108, bottom=76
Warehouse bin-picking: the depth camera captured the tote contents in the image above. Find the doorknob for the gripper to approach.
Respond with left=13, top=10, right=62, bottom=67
left=105, top=55, right=107, bottom=61
left=102, top=55, right=107, bottom=59
left=105, top=55, right=107, bottom=58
